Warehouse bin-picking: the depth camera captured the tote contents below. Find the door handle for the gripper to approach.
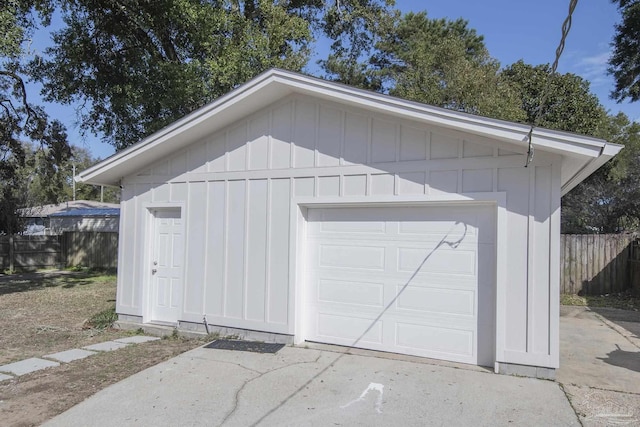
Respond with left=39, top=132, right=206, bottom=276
left=152, top=269, right=157, bottom=274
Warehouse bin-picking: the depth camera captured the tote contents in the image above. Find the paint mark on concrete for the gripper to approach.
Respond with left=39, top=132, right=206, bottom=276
left=340, top=382, right=384, bottom=414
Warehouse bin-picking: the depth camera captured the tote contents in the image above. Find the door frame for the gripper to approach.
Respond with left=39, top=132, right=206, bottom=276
left=141, top=203, right=186, bottom=324
left=288, top=193, right=507, bottom=368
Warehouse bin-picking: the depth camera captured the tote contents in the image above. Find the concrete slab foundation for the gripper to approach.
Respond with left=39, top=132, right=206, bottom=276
left=0, top=372, right=14, bottom=382
left=0, top=358, right=60, bottom=376
left=496, top=362, right=556, bottom=380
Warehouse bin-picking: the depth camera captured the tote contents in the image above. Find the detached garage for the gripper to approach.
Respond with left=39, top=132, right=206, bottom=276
left=77, top=69, right=621, bottom=377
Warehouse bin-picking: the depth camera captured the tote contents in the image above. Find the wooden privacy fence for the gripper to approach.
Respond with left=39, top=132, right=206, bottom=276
left=561, top=233, right=640, bottom=295
left=61, top=232, right=118, bottom=269
left=0, top=235, right=62, bottom=271
left=0, top=232, right=118, bottom=271
left=631, top=240, right=640, bottom=297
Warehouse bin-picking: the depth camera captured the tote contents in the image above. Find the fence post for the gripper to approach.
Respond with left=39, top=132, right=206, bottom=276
left=632, top=240, right=640, bottom=297
left=9, top=234, right=14, bottom=273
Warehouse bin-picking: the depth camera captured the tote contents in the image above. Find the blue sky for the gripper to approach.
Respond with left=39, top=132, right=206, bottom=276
left=25, top=0, right=636, bottom=160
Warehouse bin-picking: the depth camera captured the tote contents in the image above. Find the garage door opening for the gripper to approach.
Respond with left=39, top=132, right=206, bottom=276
left=303, top=205, right=496, bottom=366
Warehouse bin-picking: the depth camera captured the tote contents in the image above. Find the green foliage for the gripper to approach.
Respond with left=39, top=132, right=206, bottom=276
left=85, top=306, right=118, bottom=330
left=371, top=12, right=524, bottom=121
left=500, top=61, right=609, bottom=137
left=498, top=62, right=638, bottom=233
left=609, top=0, right=640, bottom=102
left=31, top=0, right=313, bottom=150
left=14, top=143, right=119, bottom=209
left=0, top=0, right=71, bottom=234
left=319, top=0, right=396, bottom=90
left=561, top=113, right=640, bottom=233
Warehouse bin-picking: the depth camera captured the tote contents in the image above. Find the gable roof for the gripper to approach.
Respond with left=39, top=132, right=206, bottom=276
left=77, top=68, right=622, bottom=195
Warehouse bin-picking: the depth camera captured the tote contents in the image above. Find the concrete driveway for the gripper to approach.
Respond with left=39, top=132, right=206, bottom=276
left=558, top=306, right=640, bottom=426
left=44, top=305, right=639, bottom=427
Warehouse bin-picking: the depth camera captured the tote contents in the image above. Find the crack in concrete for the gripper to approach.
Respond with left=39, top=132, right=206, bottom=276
left=558, top=382, right=585, bottom=427
left=187, top=356, right=264, bottom=375
left=217, top=352, right=324, bottom=427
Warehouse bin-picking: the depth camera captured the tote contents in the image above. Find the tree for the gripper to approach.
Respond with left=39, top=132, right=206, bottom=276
left=30, top=0, right=314, bottom=150
left=385, top=13, right=524, bottom=121
left=500, top=61, right=609, bottom=137
left=337, top=12, right=525, bottom=121
left=319, top=0, right=397, bottom=90
left=561, top=114, right=640, bottom=233
left=66, top=147, right=120, bottom=203
left=609, top=0, right=640, bottom=102
left=18, top=144, right=120, bottom=206
left=498, top=61, right=640, bottom=233
left=1, top=0, right=71, bottom=234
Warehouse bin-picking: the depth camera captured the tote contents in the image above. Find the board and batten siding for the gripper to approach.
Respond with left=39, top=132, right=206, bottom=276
left=118, top=95, right=562, bottom=366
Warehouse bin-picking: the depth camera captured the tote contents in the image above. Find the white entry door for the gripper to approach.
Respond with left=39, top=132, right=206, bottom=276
left=150, top=209, right=184, bottom=324
left=304, top=205, right=496, bottom=366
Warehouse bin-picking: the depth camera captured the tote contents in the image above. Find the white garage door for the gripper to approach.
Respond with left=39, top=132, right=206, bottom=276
left=304, top=205, right=496, bottom=366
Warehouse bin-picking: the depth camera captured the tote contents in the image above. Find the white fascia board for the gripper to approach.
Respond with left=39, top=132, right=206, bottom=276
left=78, top=68, right=614, bottom=187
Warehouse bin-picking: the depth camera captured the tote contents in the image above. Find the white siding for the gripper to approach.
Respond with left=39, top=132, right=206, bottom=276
left=120, top=95, right=561, bottom=366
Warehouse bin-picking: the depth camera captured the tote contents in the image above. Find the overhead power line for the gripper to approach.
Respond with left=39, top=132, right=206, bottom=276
left=525, top=0, right=579, bottom=167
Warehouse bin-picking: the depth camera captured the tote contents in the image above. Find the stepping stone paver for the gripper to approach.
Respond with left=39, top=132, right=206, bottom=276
left=114, top=336, right=160, bottom=344
left=83, top=341, right=130, bottom=352
left=0, top=358, right=60, bottom=376
left=44, top=349, right=97, bottom=363
left=0, top=335, right=160, bottom=380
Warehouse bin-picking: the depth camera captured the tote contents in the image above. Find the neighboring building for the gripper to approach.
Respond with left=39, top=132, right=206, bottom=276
left=49, top=208, right=120, bottom=234
left=20, top=200, right=120, bottom=235
left=76, top=69, right=622, bottom=378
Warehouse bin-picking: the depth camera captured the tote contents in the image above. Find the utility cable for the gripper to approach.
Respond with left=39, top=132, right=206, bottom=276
left=525, top=0, right=579, bottom=167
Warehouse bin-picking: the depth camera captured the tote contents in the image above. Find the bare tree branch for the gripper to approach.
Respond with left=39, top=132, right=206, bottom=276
left=0, top=70, right=38, bottom=125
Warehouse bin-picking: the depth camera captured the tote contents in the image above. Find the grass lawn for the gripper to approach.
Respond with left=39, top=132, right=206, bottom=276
left=0, top=269, right=208, bottom=427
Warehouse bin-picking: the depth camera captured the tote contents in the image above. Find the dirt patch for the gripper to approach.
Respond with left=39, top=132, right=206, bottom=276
left=0, top=270, right=132, bottom=364
left=0, top=270, right=206, bottom=426
left=0, top=338, right=202, bottom=427
left=561, top=292, right=640, bottom=311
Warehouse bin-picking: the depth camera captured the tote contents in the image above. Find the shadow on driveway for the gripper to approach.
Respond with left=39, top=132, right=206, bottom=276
left=597, top=344, right=640, bottom=373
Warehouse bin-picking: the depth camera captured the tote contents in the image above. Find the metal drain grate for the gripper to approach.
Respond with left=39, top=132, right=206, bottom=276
left=204, top=340, right=285, bottom=354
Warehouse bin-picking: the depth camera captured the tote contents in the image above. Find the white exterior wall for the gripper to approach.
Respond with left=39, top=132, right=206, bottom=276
left=118, top=95, right=561, bottom=368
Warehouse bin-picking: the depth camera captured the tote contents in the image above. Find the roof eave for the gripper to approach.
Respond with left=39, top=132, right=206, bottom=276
left=561, top=142, right=624, bottom=196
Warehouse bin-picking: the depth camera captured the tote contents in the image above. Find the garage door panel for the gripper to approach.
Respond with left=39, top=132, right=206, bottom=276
left=317, top=278, right=384, bottom=307
left=309, top=302, right=477, bottom=330
left=318, top=244, right=386, bottom=270
left=395, top=323, right=474, bottom=357
left=318, top=218, right=386, bottom=234
left=397, top=219, right=473, bottom=239
left=304, top=205, right=495, bottom=366
left=315, top=313, right=383, bottom=344
left=395, top=285, right=475, bottom=316
left=397, top=247, right=476, bottom=276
